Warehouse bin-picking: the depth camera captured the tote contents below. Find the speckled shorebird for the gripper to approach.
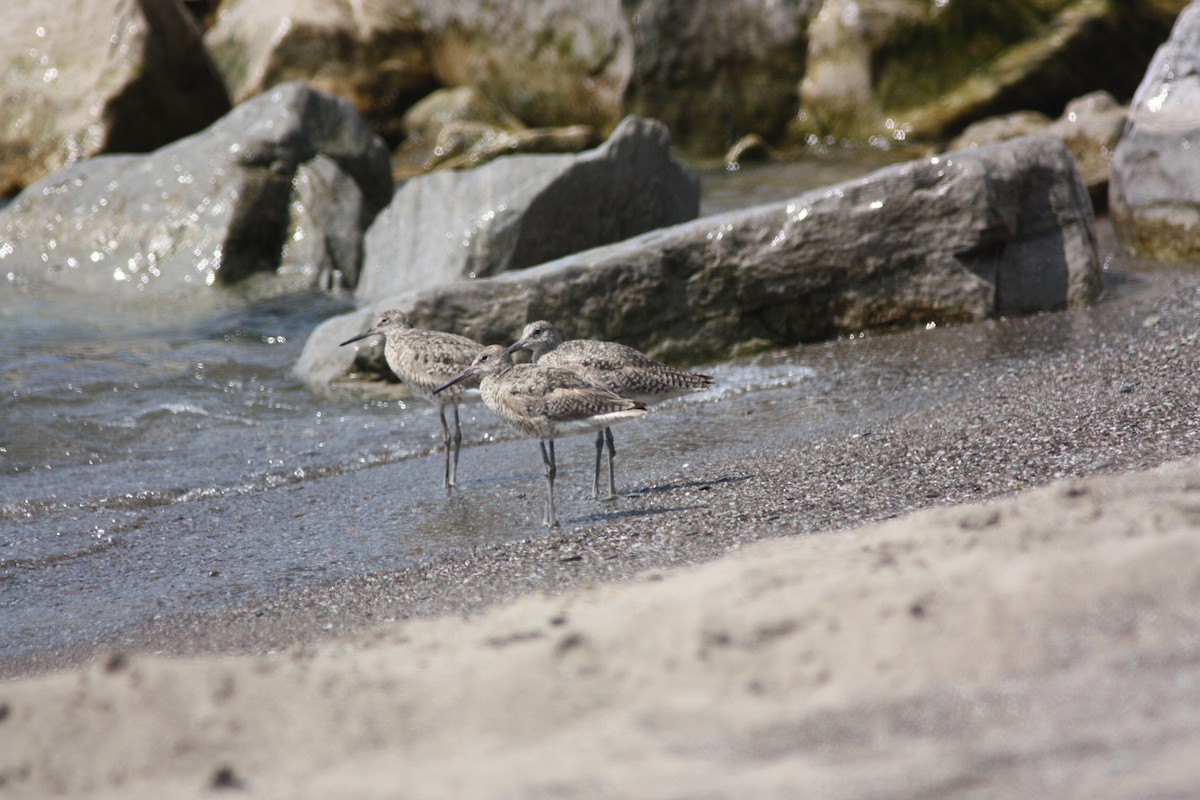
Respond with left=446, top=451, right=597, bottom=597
left=507, top=320, right=713, bottom=500
left=340, top=309, right=483, bottom=492
left=435, top=345, right=647, bottom=527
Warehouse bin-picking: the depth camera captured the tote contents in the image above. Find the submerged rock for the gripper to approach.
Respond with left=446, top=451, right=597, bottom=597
left=0, top=83, right=391, bottom=297
left=298, top=134, right=1099, bottom=385
left=0, top=0, right=230, bottom=196
left=1110, top=2, right=1200, bottom=263
left=355, top=116, right=698, bottom=303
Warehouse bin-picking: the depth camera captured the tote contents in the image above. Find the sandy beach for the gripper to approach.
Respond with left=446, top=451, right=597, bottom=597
left=3, top=215, right=1200, bottom=797
left=5, top=2, right=1200, bottom=795
left=3, top=453, right=1200, bottom=798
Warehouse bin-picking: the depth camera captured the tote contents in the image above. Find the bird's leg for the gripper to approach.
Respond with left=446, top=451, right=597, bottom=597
left=592, top=430, right=604, bottom=500
left=604, top=426, right=617, bottom=502
left=450, top=402, right=463, bottom=489
left=439, top=406, right=452, bottom=493
left=540, top=439, right=558, bottom=527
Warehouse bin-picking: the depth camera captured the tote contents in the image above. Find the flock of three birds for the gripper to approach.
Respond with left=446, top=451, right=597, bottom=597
left=340, top=311, right=713, bottom=527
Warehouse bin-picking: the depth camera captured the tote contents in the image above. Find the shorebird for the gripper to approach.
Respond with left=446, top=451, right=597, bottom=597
left=340, top=309, right=483, bottom=492
left=435, top=344, right=647, bottom=527
left=507, top=320, right=713, bottom=500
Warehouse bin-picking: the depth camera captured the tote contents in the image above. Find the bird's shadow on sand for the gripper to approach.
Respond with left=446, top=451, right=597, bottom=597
left=570, top=504, right=706, bottom=525
left=567, top=475, right=753, bottom=525
left=625, top=474, right=752, bottom=497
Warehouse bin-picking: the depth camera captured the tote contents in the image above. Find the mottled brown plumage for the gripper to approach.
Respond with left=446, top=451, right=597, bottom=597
left=507, top=320, right=712, bottom=499
left=436, top=345, right=647, bottom=527
left=341, top=309, right=483, bottom=492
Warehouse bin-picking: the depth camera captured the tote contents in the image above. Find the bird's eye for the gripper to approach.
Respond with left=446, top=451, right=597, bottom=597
left=533, top=327, right=544, bottom=335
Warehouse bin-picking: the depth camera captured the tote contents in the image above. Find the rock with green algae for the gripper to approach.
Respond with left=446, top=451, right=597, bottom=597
left=391, top=86, right=599, bottom=179
left=795, top=0, right=1185, bottom=145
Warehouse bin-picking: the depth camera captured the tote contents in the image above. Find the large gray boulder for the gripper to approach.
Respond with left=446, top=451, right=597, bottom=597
left=622, top=0, right=817, bottom=154
left=0, top=0, right=231, bottom=197
left=206, top=0, right=632, bottom=141
left=298, top=134, right=1099, bottom=386
left=0, top=83, right=391, bottom=297
left=1110, top=2, right=1200, bottom=263
left=204, top=0, right=434, bottom=144
left=417, top=0, right=632, bottom=132
left=355, top=116, right=699, bottom=302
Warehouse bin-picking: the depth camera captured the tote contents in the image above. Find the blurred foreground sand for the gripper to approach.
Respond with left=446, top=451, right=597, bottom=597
left=4, top=455, right=1199, bottom=799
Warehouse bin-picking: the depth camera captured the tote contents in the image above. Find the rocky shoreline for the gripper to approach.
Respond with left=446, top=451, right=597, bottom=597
left=2, top=241, right=1198, bottom=793
left=5, top=219, right=1197, bottom=672
left=3, top=3, right=1200, bottom=797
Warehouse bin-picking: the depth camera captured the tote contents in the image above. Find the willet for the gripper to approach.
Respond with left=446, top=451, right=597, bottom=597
left=435, top=344, right=647, bottom=527
left=340, top=309, right=483, bottom=492
left=507, top=320, right=712, bottom=500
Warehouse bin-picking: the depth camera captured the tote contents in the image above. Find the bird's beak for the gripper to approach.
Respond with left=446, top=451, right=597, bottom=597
left=340, top=328, right=378, bottom=347
left=434, top=367, right=476, bottom=395
left=506, top=339, right=527, bottom=354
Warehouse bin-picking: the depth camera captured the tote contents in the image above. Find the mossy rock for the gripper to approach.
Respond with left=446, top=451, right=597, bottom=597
left=795, top=0, right=1185, bottom=144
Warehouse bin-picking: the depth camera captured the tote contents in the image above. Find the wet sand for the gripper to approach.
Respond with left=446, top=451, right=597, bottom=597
left=2, top=221, right=1200, bottom=797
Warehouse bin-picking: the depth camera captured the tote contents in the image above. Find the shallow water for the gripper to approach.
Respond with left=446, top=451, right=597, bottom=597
left=699, top=147, right=919, bottom=217
left=0, top=296, right=821, bottom=663
left=0, top=148, right=1119, bottom=664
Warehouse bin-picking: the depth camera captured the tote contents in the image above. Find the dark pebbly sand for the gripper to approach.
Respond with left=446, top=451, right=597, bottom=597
left=2, top=220, right=1199, bottom=798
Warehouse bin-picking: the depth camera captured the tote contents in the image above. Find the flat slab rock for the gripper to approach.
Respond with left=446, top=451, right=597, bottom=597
left=298, top=134, right=1099, bottom=386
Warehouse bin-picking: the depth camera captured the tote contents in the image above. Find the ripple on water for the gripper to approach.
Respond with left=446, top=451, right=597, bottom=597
left=0, top=508, right=141, bottom=571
